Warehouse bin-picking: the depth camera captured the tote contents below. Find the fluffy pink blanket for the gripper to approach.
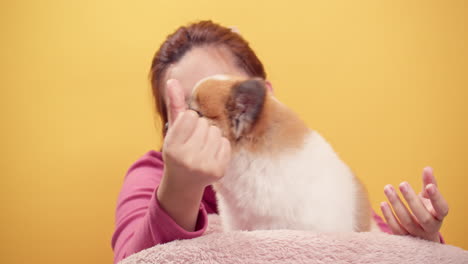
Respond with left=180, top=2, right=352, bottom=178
left=121, top=215, right=467, bottom=264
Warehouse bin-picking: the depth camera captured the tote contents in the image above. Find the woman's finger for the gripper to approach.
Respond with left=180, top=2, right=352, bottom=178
left=384, top=184, right=423, bottom=236
left=168, top=111, right=199, bottom=144
left=380, top=201, right=408, bottom=235
left=166, top=79, right=187, bottom=127
left=216, top=137, right=231, bottom=167
left=426, top=184, right=449, bottom=221
left=399, top=182, right=440, bottom=233
left=186, top=117, right=209, bottom=150
left=201, top=125, right=221, bottom=157
left=421, top=167, right=437, bottom=199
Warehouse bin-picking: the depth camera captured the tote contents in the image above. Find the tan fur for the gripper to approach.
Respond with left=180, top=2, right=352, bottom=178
left=241, top=94, right=310, bottom=156
left=192, top=77, right=310, bottom=157
left=191, top=78, right=235, bottom=139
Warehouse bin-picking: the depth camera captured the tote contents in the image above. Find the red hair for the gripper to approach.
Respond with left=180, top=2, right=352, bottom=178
left=149, top=20, right=267, bottom=137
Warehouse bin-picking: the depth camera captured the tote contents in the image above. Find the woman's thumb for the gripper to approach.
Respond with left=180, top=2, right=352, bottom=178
left=166, top=79, right=187, bottom=127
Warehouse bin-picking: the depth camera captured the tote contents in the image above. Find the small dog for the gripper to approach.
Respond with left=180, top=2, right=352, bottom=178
left=189, top=75, right=373, bottom=232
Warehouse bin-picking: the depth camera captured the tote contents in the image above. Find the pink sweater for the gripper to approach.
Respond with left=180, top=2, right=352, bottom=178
left=111, top=150, right=394, bottom=263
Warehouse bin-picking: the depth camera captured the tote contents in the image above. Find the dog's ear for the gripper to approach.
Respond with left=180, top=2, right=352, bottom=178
left=226, top=79, right=266, bottom=139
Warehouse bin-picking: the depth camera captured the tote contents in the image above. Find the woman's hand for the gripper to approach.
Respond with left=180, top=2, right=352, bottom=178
left=162, top=79, right=231, bottom=191
left=380, top=167, right=449, bottom=242
left=157, top=79, right=231, bottom=231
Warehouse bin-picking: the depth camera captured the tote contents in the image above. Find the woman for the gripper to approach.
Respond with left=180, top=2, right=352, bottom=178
left=111, top=20, right=449, bottom=263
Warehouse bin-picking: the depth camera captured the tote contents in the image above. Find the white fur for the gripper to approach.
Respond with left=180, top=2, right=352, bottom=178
left=214, top=131, right=358, bottom=232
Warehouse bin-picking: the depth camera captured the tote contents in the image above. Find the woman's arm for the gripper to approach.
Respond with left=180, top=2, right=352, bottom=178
left=111, top=152, right=209, bottom=264
left=112, top=80, right=230, bottom=263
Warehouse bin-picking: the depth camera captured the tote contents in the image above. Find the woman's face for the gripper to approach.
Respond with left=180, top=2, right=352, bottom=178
left=164, top=46, right=250, bottom=104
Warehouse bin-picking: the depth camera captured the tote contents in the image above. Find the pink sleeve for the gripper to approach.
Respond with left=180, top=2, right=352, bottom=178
left=111, top=151, right=209, bottom=263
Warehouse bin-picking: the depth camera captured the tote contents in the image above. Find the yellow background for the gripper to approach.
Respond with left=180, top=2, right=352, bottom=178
left=1, top=0, right=467, bottom=263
